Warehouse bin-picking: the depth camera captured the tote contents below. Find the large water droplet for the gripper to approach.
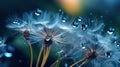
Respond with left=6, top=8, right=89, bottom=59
left=4, top=52, right=12, bottom=58
left=105, top=51, right=112, bottom=58
left=72, top=21, right=79, bottom=28
left=107, top=27, right=115, bottom=35
left=44, top=36, right=53, bottom=47
left=81, top=24, right=88, bottom=31
left=35, top=9, right=43, bottom=16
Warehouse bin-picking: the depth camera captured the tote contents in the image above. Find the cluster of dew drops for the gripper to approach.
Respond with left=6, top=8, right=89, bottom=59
left=0, top=8, right=120, bottom=67
left=33, top=9, right=120, bottom=65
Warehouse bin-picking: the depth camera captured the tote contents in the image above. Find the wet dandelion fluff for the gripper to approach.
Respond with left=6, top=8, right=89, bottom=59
left=6, top=9, right=120, bottom=67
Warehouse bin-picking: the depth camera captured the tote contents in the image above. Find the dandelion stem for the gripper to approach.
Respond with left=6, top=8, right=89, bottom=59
left=78, top=59, right=88, bottom=67
left=50, top=48, right=75, bottom=67
left=28, top=41, right=33, bottom=67
left=41, top=46, right=51, bottom=67
left=70, top=58, right=86, bottom=67
left=36, top=46, right=43, bottom=67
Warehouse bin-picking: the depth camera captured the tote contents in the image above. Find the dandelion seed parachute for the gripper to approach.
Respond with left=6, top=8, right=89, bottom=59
left=0, top=36, right=13, bottom=58
left=68, top=22, right=120, bottom=67
left=6, top=9, right=120, bottom=67
left=7, top=9, right=74, bottom=67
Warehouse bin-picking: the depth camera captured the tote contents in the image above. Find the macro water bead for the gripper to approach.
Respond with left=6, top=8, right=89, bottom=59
left=44, top=35, right=53, bottom=47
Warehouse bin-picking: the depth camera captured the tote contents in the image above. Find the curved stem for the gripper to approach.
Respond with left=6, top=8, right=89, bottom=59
left=36, top=46, right=43, bottom=67
left=78, top=59, right=88, bottom=67
left=70, top=58, right=86, bottom=67
left=41, top=46, right=51, bottom=67
left=28, top=41, right=33, bottom=67
left=50, top=48, right=75, bottom=67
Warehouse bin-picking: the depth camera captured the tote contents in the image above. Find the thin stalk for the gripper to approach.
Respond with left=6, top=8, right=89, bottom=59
left=41, top=46, right=51, bottom=67
left=36, top=46, right=43, bottom=67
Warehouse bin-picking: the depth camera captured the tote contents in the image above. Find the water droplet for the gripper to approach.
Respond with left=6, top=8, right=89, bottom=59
left=100, top=16, right=103, bottom=18
left=111, top=36, right=117, bottom=43
left=65, top=63, right=68, bottom=67
left=45, top=36, right=52, bottom=41
left=62, top=17, right=67, bottom=22
left=116, top=41, right=120, bottom=47
left=35, top=9, right=43, bottom=16
left=4, top=52, right=12, bottom=58
left=105, top=51, right=112, bottom=58
left=72, top=22, right=79, bottom=28
left=13, top=21, right=20, bottom=25
left=59, top=9, right=64, bottom=15
left=81, top=24, right=88, bottom=31
left=0, top=40, right=2, bottom=44
left=77, top=17, right=82, bottom=22
left=80, top=43, right=86, bottom=49
left=107, top=27, right=115, bottom=35
left=44, top=36, right=53, bottom=46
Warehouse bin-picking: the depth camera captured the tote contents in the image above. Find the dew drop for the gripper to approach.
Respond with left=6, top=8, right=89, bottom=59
left=72, top=21, right=79, bottom=28
left=81, top=43, right=86, bottom=49
left=105, top=51, right=112, bottom=58
left=100, top=16, right=103, bottom=18
left=107, top=27, right=115, bottom=35
left=81, top=24, right=88, bottom=31
left=62, top=17, right=67, bottom=23
left=77, top=17, right=82, bottom=22
left=59, top=9, right=64, bottom=15
left=116, top=41, right=120, bottom=47
left=65, top=63, right=68, bottom=67
left=4, top=52, right=12, bottom=58
left=35, top=9, right=43, bottom=16
left=111, top=36, right=117, bottom=43
left=13, top=21, right=20, bottom=25
left=0, top=40, right=2, bottom=44
left=44, top=36, right=53, bottom=47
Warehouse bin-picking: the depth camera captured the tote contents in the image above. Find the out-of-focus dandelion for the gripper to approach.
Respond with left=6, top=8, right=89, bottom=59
left=0, top=36, right=13, bottom=58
